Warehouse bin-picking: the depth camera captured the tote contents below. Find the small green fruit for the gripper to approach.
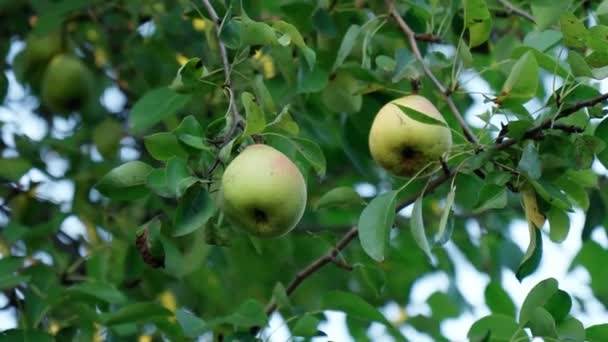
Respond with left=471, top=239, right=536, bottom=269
left=41, top=54, right=94, bottom=114
left=15, top=32, right=63, bottom=88
left=220, top=144, right=307, bottom=238
left=368, top=95, right=452, bottom=177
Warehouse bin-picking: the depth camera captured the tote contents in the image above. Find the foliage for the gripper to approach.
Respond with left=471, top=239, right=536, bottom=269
left=1, top=0, right=608, bottom=341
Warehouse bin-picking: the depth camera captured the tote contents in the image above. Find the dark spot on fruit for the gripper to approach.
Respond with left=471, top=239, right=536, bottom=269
left=401, top=146, right=419, bottom=160
left=253, top=208, right=268, bottom=224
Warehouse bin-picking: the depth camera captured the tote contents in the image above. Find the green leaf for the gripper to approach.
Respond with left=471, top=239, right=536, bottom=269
left=321, top=72, right=362, bottom=113
left=253, top=75, right=276, bottom=113
left=173, top=187, right=215, bottom=237
left=394, top=104, right=447, bottom=127
left=241, top=92, right=266, bottom=136
left=224, top=299, right=267, bottom=328
left=0, top=275, right=30, bottom=291
left=587, top=323, right=608, bottom=342
left=176, top=309, right=209, bottom=338
left=219, top=18, right=240, bottom=49
left=527, top=307, right=558, bottom=338
left=568, top=51, right=593, bottom=78
left=464, top=0, right=492, bottom=47
left=292, top=136, right=326, bottom=177
left=0, top=158, right=32, bottom=181
left=144, top=132, right=188, bottom=161
left=506, top=120, right=534, bottom=140
left=332, top=25, right=361, bottom=72
left=173, top=116, right=208, bottom=151
left=239, top=10, right=277, bottom=46
left=129, top=87, right=191, bottom=133
left=101, top=302, right=172, bottom=326
left=0, top=329, right=53, bottom=342
left=272, top=283, right=291, bottom=312
left=31, top=0, right=89, bottom=35
left=358, top=191, right=397, bottom=262
left=560, top=13, right=587, bottom=50
left=512, top=47, right=569, bottom=79
left=516, top=224, right=543, bottom=281
left=518, top=141, right=542, bottom=180
left=544, top=290, right=572, bottom=322
left=531, top=180, right=573, bottom=211
left=485, top=281, right=516, bottom=317
left=266, top=107, right=300, bottom=135
left=411, top=196, right=435, bottom=264
left=169, top=57, right=206, bottom=93
left=531, top=0, right=571, bottom=30
left=297, top=63, right=329, bottom=93
left=548, top=206, right=570, bottom=242
left=434, top=186, right=455, bottom=246
left=556, top=316, right=585, bottom=342
left=315, top=186, right=365, bottom=210
left=501, top=51, right=539, bottom=103
left=66, top=281, right=127, bottom=304
left=0, top=257, right=24, bottom=275
left=595, top=117, right=608, bottom=168
left=392, top=48, right=416, bottom=82
left=467, top=314, right=528, bottom=342
left=166, top=157, right=196, bottom=197
left=473, top=184, right=508, bottom=214
left=95, top=161, right=153, bottom=200
left=322, top=291, right=406, bottom=342
left=427, top=292, right=460, bottom=319
left=524, top=30, right=563, bottom=52
left=93, top=118, right=123, bottom=159
left=574, top=135, right=605, bottom=169
left=146, top=168, right=172, bottom=198
left=520, top=278, right=559, bottom=324
left=292, top=315, right=321, bottom=337
left=587, top=25, right=608, bottom=53
left=273, top=21, right=316, bottom=69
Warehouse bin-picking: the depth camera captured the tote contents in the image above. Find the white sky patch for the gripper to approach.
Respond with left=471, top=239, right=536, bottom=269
left=354, top=182, right=377, bottom=198
left=101, top=86, right=127, bottom=113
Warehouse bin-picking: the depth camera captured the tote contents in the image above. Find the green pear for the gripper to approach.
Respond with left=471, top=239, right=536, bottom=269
left=368, top=95, right=452, bottom=177
left=220, top=144, right=307, bottom=238
left=15, top=31, right=63, bottom=89
left=41, top=54, right=94, bottom=114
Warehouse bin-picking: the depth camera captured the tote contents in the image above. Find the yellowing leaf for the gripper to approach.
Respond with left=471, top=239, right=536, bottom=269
left=522, top=186, right=546, bottom=229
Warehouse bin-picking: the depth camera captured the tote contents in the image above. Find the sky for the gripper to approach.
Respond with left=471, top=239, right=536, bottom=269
left=1, top=30, right=608, bottom=342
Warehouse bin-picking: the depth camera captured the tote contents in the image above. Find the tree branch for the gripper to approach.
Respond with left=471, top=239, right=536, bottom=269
left=264, top=92, right=608, bottom=317
left=495, top=92, right=608, bottom=149
left=497, top=0, right=536, bottom=24
left=387, top=4, right=480, bottom=147
left=414, top=32, right=441, bottom=43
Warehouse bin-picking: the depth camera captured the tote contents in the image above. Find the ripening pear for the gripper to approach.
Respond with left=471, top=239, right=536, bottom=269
left=368, top=95, right=452, bottom=177
left=220, top=144, right=307, bottom=238
left=41, top=54, right=94, bottom=114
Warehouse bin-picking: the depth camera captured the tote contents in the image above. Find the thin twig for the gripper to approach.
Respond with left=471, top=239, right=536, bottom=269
left=497, top=0, right=536, bottom=24
left=414, top=32, right=441, bottom=43
left=495, top=92, right=608, bottom=149
left=387, top=4, right=480, bottom=147
left=200, top=0, right=244, bottom=142
left=263, top=92, right=608, bottom=316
